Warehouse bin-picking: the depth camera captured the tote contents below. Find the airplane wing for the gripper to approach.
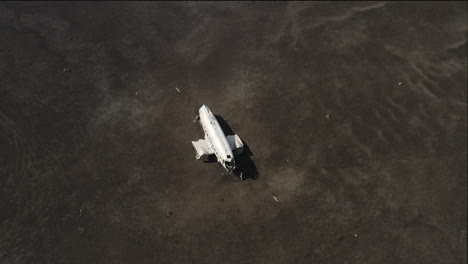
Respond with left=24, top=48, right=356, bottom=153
left=226, top=135, right=244, bottom=155
left=192, top=139, right=214, bottom=161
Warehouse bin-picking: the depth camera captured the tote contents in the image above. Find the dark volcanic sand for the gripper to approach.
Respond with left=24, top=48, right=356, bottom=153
left=0, top=2, right=466, bottom=263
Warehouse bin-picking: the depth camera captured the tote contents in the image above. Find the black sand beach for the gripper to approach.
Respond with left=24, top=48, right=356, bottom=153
left=0, top=2, right=466, bottom=263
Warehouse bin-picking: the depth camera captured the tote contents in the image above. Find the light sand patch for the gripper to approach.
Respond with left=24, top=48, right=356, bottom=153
left=267, top=167, right=307, bottom=202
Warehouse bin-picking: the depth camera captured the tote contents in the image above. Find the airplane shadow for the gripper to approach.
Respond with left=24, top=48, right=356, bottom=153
left=215, top=115, right=259, bottom=180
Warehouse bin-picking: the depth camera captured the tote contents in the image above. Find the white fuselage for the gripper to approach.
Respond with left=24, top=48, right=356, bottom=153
left=199, top=105, right=235, bottom=171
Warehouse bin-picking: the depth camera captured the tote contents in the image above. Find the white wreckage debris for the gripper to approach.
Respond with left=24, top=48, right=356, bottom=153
left=272, top=195, right=279, bottom=202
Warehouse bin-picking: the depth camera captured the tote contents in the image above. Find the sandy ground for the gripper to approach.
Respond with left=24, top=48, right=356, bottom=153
left=0, top=2, right=466, bottom=263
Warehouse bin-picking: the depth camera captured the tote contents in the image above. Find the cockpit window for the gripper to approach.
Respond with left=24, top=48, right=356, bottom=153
left=225, top=160, right=236, bottom=171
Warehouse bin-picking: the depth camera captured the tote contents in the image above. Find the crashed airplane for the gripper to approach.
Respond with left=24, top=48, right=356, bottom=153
left=192, top=105, right=244, bottom=177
